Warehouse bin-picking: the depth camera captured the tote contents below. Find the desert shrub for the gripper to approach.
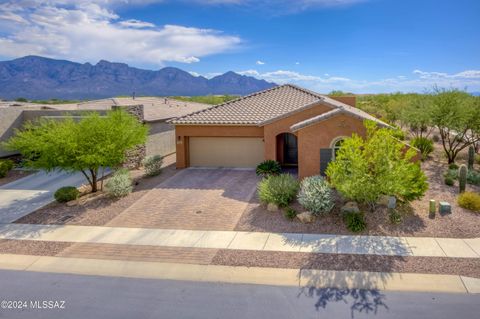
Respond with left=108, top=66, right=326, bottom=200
left=411, top=137, right=434, bottom=160
left=467, top=170, right=480, bottom=186
left=389, top=208, right=403, bottom=224
left=449, top=163, right=459, bottom=170
left=143, top=155, right=163, bottom=176
left=444, top=168, right=458, bottom=180
left=432, top=135, right=440, bottom=143
left=444, top=176, right=455, bottom=186
left=284, top=207, right=297, bottom=220
left=54, top=186, right=80, bottom=203
left=457, top=192, right=480, bottom=212
left=105, top=169, right=132, bottom=198
left=297, top=175, right=334, bottom=215
left=256, top=160, right=281, bottom=177
left=258, top=174, right=299, bottom=207
left=344, top=212, right=367, bottom=232
left=0, top=159, right=14, bottom=178
left=326, top=121, right=428, bottom=208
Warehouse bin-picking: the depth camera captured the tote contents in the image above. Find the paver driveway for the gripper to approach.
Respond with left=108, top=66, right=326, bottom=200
left=107, top=168, right=260, bottom=230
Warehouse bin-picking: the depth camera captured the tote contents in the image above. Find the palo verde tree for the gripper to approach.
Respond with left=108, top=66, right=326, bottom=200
left=326, top=121, right=428, bottom=210
left=3, top=110, right=148, bottom=192
left=430, top=88, right=480, bottom=164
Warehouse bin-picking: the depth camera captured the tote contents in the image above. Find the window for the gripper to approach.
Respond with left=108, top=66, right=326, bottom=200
left=332, top=138, right=344, bottom=160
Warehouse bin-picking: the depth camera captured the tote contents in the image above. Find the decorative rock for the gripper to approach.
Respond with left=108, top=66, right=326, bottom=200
left=341, top=201, right=359, bottom=214
left=66, top=199, right=78, bottom=207
left=377, top=195, right=396, bottom=208
left=267, top=203, right=279, bottom=212
left=439, top=201, right=452, bottom=216
left=297, top=211, right=315, bottom=223
left=387, top=196, right=397, bottom=209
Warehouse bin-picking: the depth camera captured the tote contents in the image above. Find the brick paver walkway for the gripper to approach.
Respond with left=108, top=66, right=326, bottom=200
left=107, top=168, right=259, bottom=230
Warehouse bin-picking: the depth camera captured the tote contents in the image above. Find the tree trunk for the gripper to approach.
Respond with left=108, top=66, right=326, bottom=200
left=89, top=169, right=98, bottom=193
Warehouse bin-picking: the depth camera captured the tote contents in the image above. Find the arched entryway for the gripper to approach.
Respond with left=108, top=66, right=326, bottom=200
left=276, top=133, right=298, bottom=166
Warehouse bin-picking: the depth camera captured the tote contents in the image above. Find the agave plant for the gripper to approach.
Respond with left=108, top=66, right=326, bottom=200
left=256, top=160, right=281, bottom=177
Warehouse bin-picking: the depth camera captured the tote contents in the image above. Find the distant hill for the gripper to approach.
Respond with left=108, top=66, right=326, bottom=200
left=0, top=56, right=276, bottom=100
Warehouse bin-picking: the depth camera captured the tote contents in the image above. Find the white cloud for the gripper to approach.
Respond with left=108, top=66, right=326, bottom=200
left=118, top=19, right=155, bottom=28
left=256, top=60, right=265, bottom=65
left=0, top=1, right=241, bottom=66
left=188, top=71, right=200, bottom=77
left=295, top=62, right=300, bottom=65
left=236, top=68, right=480, bottom=93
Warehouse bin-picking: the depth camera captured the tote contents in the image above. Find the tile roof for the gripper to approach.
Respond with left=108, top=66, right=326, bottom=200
left=0, top=97, right=210, bottom=122
left=171, top=84, right=389, bottom=128
left=290, top=97, right=390, bottom=132
left=171, top=84, right=323, bottom=125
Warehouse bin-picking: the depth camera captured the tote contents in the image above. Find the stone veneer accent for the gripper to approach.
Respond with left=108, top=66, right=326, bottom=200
left=112, top=104, right=146, bottom=169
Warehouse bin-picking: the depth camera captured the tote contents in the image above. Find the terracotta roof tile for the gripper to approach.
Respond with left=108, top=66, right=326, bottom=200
left=171, top=84, right=389, bottom=128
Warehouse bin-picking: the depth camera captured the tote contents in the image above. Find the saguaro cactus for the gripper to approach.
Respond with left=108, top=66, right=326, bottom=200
left=468, top=146, right=475, bottom=170
left=458, top=164, right=468, bottom=193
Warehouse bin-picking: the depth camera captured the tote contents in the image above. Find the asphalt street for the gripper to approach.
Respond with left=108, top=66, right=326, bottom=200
left=0, top=269, right=479, bottom=319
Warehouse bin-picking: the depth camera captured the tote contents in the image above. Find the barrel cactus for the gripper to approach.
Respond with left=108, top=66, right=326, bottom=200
left=459, top=164, right=468, bottom=193
left=468, top=146, right=475, bottom=170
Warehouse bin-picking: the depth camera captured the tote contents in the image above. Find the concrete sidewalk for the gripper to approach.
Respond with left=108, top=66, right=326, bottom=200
left=1, top=223, right=479, bottom=258
left=0, top=253, right=479, bottom=294
left=0, top=170, right=87, bottom=223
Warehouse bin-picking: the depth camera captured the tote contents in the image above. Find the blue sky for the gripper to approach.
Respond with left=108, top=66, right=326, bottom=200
left=0, top=0, right=479, bottom=93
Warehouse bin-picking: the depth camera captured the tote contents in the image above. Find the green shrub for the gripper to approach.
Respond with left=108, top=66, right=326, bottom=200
left=284, top=207, right=297, bottom=220
left=258, top=174, right=299, bottom=207
left=326, top=121, right=428, bottom=207
left=457, top=192, right=480, bottom=212
left=390, top=128, right=406, bottom=141
left=449, top=163, right=459, bottom=170
left=444, top=168, right=458, bottom=180
left=105, top=169, right=132, bottom=198
left=0, top=159, right=14, bottom=178
left=411, top=137, right=434, bottom=160
left=143, top=155, right=163, bottom=176
left=444, top=176, right=455, bottom=186
left=467, top=170, right=480, bottom=186
left=389, top=208, right=403, bottom=224
left=256, top=160, right=281, bottom=177
left=297, top=175, right=334, bottom=215
left=344, top=212, right=367, bottom=233
left=54, top=186, right=80, bottom=203
left=432, top=135, right=440, bottom=143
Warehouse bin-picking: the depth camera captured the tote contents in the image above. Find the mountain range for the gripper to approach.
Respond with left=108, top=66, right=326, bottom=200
left=0, top=56, right=276, bottom=100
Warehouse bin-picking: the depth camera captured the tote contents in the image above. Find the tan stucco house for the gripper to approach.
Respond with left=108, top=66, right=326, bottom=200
left=171, top=84, right=388, bottom=178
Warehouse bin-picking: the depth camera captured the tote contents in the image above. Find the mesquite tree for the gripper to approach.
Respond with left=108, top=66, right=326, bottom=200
left=430, top=89, right=480, bottom=164
left=3, top=110, right=147, bottom=192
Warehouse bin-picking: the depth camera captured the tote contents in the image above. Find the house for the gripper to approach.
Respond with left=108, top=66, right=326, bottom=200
left=0, top=97, right=210, bottom=159
left=171, top=84, right=389, bottom=178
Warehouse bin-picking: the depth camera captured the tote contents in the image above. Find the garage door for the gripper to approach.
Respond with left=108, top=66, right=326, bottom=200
left=189, top=137, right=264, bottom=168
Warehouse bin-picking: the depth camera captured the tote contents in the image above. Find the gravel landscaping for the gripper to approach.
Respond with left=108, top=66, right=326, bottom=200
left=236, top=144, right=480, bottom=238
left=212, top=250, right=480, bottom=278
left=15, top=155, right=178, bottom=226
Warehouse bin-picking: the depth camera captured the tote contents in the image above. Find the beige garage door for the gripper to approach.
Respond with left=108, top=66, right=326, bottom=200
left=189, top=137, right=264, bottom=168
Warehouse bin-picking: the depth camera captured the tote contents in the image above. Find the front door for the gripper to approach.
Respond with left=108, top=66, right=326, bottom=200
left=283, top=133, right=298, bottom=166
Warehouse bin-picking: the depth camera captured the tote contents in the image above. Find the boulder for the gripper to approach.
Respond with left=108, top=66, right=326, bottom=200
left=377, top=195, right=396, bottom=208
left=267, top=203, right=279, bottom=212
left=341, top=201, right=359, bottom=214
left=297, top=211, right=315, bottom=223
left=439, top=201, right=452, bottom=216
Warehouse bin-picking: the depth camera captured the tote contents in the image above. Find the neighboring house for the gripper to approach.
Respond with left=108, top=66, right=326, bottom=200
left=0, top=97, right=210, bottom=159
left=171, top=84, right=389, bottom=178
